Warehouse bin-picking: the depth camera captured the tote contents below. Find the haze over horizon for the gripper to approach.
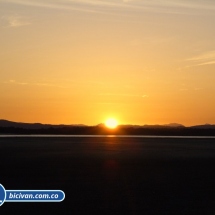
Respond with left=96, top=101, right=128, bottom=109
left=1, top=0, right=215, bottom=126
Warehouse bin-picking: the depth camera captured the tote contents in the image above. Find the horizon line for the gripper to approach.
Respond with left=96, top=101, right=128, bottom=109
left=0, top=119, right=214, bottom=128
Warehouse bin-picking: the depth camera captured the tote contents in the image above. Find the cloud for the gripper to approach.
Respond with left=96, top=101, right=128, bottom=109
left=7, top=79, right=28, bottom=84
left=86, top=0, right=215, bottom=12
left=142, top=95, right=149, bottom=98
left=0, top=0, right=120, bottom=13
left=1, top=0, right=156, bottom=16
left=3, top=80, right=67, bottom=88
left=1, top=0, right=108, bottom=14
left=187, top=51, right=215, bottom=67
left=3, top=0, right=215, bottom=15
left=99, top=93, right=139, bottom=97
left=2, top=15, right=31, bottom=28
left=0, top=0, right=214, bottom=20
left=99, top=93, right=149, bottom=98
left=166, top=0, right=215, bottom=10
left=2, top=0, right=138, bottom=9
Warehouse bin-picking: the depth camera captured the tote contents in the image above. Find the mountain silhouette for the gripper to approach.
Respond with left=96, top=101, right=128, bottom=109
left=0, top=119, right=215, bottom=135
left=0, top=119, right=86, bottom=129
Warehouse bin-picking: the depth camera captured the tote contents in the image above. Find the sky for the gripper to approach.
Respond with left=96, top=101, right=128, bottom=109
left=0, top=0, right=215, bottom=126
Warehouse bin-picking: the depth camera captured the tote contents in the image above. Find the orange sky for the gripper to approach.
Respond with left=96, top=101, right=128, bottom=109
left=1, top=0, right=215, bottom=126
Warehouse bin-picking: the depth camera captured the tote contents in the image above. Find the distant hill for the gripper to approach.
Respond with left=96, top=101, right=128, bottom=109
left=0, top=119, right=86, bottom=129
left=1, top=119, right=215, bottom=129
left=120, top=123, right=185, bottom=128
left=0, top=119, right=215, bottom=135
left=163, top=123, right=185, bottom=128
left=190, top=124, right=215, bottom=129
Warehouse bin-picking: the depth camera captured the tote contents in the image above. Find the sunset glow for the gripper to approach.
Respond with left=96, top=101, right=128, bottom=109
left=0, top=0, right=215, bottom=126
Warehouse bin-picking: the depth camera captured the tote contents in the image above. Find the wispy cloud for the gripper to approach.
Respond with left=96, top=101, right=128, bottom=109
left=142, top=95, right=149, bottom=98
left=2, top=15, right=31, bottom=28
left=3, top=80, right=68, bottom=88
left=187, top=51, right=215, bottom=67
left=2, top=0, right=215, bottom=14
left=99, top=93, right=149, bottom=98
left=99, top=93, right=139, bottom=97
left=2, top=0, right=106, bottom=14
left=1, top=0, right=160, bottom=16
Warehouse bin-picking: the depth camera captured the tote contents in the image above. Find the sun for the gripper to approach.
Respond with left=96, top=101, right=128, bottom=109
left=105, top=118, right=118, bottom=129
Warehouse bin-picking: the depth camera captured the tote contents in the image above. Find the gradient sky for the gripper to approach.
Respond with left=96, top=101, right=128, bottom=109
left=1, top=0, right=215, bottom=125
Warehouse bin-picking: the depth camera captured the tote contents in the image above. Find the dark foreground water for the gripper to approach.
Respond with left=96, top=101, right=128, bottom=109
left=0, top=136, right=215, bottom=215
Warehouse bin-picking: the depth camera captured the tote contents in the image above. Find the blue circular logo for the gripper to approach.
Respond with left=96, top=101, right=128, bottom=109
left=0, top=184, right=6, bottom=206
